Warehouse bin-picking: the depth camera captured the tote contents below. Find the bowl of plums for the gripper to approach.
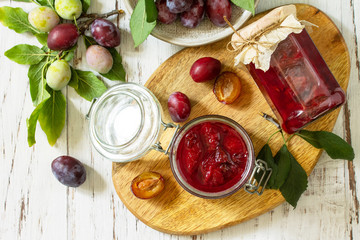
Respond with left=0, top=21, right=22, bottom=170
left=124, top=0, right=260, bottom=46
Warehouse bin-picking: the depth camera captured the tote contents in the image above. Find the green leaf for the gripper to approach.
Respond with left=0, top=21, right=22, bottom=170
left=0, top=7, right=40, bottom=34
left=27, top=97, right=50, bottom=147
left=231, top=0, right=255, bottom=15
left=130, top=0, right=157, bottom=47
left=296, top=130, right=355, bottom=161
left=5, top=44, right=46, bottom=65
left=36, top=0, right=55, bottom=9
left=255, top=144, right=278, bottom=189
left=63, top=51, right=75, bottom=62
left=38, top=89, right=66, bottom=146
left=62, top=46, right=76, bottom=62
left=68, top=67, right=79, bottom=89
left=81, top=0, right=91, bottom=13
left=272, top=145, right=292, bottom=189
left=35, top=33, right=48, bottom=46
left=71, top=70, right=107, bottom=101
left=279, top=150, right=308, bottom=208
left=28, top=57, right=51, bottom=106
left=100, top=48, right=126, bottom=81
left=144, top=0, right=158, bottom=22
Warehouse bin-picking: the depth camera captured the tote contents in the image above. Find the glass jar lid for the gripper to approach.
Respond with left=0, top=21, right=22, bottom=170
left=88, top=83, right=162, bottom=162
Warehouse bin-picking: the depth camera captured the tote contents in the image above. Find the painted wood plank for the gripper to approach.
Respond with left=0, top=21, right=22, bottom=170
left=0, top=0, right=359, bottom=239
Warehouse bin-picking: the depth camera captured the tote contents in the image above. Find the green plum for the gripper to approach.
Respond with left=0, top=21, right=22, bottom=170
left=55, top=0, right=82, bottom=20
left=28, top=6, right=60, bottom=32
left=46, top=60, right=72, bottom=90
left=86, top=45, right=113, bottom=74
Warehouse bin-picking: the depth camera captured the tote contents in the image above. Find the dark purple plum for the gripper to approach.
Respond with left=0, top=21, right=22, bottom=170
left=190, top=57, right=221, bottom=82
left=166, top=0, right=193, bottom=14
left=205, top=0, right=232, bottom=27
left=168, top=92, right=191, bottom=122
left=156, top=0, right=178, bottom=24
left=47, top=23, right=79, bottom=51
left=180, top=0, right=204, bottom=28
left=51, top=156, right=86, bottom=187
left=91, top=18, right=121, bottom=48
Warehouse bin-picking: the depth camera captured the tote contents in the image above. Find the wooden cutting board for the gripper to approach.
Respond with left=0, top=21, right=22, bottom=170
left=112, top=4, right=350, bottom=235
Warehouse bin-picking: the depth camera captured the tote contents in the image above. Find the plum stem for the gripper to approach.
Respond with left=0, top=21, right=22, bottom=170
left=79, top=9, right=125, bottom=19
left=77, top=9, right=125, bottom=35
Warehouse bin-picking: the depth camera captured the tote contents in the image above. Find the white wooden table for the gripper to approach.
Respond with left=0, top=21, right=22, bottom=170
left=1, top=0, right=359, bottom=239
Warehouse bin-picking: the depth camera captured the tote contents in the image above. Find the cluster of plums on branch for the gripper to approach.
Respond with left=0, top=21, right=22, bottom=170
left=27, top=0, right=121, bottom=91
left=156, top=0, right=232, bottom=28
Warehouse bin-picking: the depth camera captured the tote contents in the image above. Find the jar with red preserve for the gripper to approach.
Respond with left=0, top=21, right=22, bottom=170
left=169, top=115, right=270, bottom=199
left=231, top=5, right=346, bottom=134
left=87, top=84, right=271, bottom=198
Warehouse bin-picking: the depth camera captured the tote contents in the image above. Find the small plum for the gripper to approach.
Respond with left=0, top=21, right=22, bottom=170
left=190, top=57, right=221, bottom=82
left=206, top=0, right=231, bottom=27
left=180, top=0, right=205, bottom=28
left=28, top=6, right=60, bottom=32
left=46, top=60, right=71, bottom=90
left=156, top=0, right=178, bottom=24
left=51, top=156, right=86, bottom=187
left=91, top=19, right=121, bottom=48
left=166, top=0, right=193, bottom=13
left=86, top=45, right=113, bottom=74
left=55, top=0, right=82, bottom=20
left=47, top=23, right=79, bottom=51
left=168, top=92, right=191, bottom=122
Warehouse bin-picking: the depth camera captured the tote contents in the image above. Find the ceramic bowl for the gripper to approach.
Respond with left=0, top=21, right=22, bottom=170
left=123, top=0, right=260, bottom=47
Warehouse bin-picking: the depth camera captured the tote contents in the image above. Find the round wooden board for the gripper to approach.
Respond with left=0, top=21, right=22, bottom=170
left=112, top=4, right=350, bottom=235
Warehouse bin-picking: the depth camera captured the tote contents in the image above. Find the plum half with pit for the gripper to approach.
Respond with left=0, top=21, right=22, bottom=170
left=131, top=172, right=165, bottom=199
left=213, top=71, right=242, bottom=104
left=168, top=92, right=191, bottom=122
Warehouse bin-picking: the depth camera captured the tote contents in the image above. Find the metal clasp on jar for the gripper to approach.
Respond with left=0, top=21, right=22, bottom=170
left=244, top=159, right=272, bottom=195
left=151, top=120, right=180, bottom=155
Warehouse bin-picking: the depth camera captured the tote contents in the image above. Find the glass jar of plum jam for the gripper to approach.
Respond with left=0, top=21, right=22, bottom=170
left=169, top=115, right=269, bottom=199
left=247, top=29, right=346, bottom=134
left=88, top=84, right=271, bottom=197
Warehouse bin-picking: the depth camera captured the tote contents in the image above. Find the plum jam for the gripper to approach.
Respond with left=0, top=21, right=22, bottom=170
left=170, top=115, right=255, bottom=198
left=247, top=29, right=346, bottom=134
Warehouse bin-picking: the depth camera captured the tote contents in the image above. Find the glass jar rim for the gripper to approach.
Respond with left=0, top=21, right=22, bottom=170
left=169, top=115, right=255, bottom=199
left=92, top=90, right=146, bottom=149
left=88, top=83, right=162, bottom=162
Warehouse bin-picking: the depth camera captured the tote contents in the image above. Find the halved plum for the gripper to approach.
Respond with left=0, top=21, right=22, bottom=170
left=213, top=71, right=242, bottom=104
left=131, top=172, right=165, bottom=199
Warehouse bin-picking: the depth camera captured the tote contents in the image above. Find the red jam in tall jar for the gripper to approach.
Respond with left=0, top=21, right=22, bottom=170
left=247, top=29, right=346, bottom=134
left=176, top=121, right=248, bottom=193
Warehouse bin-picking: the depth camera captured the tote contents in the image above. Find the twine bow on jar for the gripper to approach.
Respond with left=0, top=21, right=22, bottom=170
left=224, top=5, right=316, bottom=72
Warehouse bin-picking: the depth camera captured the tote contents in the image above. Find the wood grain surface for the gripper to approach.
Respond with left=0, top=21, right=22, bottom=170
left=112, top=4, right=351, bottom=235
left=1, top=0, right=360, bottom=239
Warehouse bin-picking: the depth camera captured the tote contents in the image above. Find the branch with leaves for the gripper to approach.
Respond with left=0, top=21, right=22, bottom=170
left=0, top=0, right=126, bottom=147
left=255, top=113, right=354, bottom=208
